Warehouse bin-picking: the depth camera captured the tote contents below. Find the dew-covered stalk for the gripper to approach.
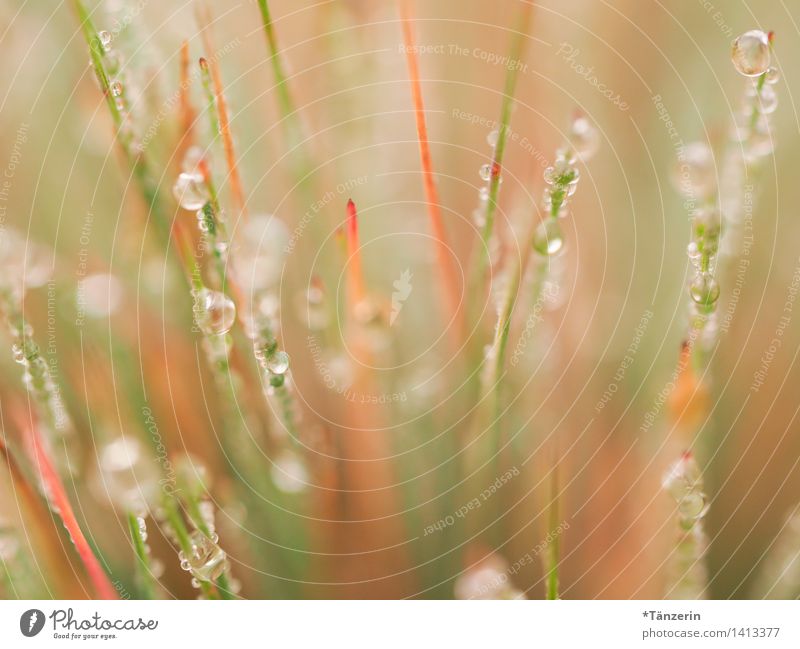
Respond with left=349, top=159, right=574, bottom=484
left=183, top=58, right=304, bottom=452
left=0, top=289, right=71, bottom=445
left=160, top=495, right=227, bottom=599
left=481, top=116, right=598, bottom=459
left=675, top=30, right=779, bottom=366
left=718, top=31, right=779, bottom=277
left=663, top=451, right=710, bottom=599
left=469, top=3, right=533, bottom=295
left=71, top=0, right=171, bottom=243
left=173, top=461, right=236, bottom=599
left=127, top=512, right=157, bottom=599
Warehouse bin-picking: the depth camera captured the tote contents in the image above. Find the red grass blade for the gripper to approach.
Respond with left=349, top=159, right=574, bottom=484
left=17, top=413, right=118, bottom=600
left=345, top=198, right=366, bottom=308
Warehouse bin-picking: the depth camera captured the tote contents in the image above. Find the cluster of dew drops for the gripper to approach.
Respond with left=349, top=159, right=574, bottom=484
left=672, top=30, right=779, bottom=328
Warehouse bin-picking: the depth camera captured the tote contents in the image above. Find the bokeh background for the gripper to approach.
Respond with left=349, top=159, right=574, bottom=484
left=0, top=0, right=799, bottom=599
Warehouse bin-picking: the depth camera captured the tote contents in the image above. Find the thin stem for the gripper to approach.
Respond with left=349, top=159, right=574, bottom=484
left=545, top=457, right=560, bottom=600
left=470, top=4, right=533, bottom=295
left=256, top=0, right=303, bottom=149
left=127, top=512, right=156, bottom=599
left=197, top=5, right=248, bottom=220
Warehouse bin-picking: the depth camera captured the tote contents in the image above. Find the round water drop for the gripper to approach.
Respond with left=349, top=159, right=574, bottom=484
left=686, top=242, right=702, bottom=268
left=11, top=343, right=25, bottom=364
left=478, top=186, right=489, bottom=202
left=194, top=289, right=236, bottom=336
left=109, top=80, right=123, bottom=97
left=270, top=452, right=308, bottom=494
left=195, top=209, right=211, bottom=233
left=732, top=30, right=771, bottom=77
left=98, top=30, right=112, bottom=52
left=487, top=129, right=499, bottom=147
left=479, top=164, right=492, bottom=182
left=532, top=219, right=564, bottom=256
left=178, top=530, right=228, bottom=583
left=172, top=171, right=208, bottom=211
left=267, top=350, right=290, bottom=375
left=672, top=142, right=716, bottom=199
left=136, top=516, right=148, bottom=543
left=766, top=66, right=780, bottom=85
left=679, top=491, right=709, bottom=521
left=569, top=115, right=600, bottom=160
left=689, top=272, right=720, bottom=307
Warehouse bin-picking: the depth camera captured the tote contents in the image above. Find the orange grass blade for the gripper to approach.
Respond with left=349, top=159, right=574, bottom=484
left=17, top=415, right=117, bottom=600
left=197, top=4, right=248, bottom=220
left=345, top=198, right=366, bottom=308
left=399, top=0, right=462, bottom=328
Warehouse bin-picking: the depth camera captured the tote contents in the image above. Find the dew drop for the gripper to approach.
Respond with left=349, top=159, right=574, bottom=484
left=732, top=30, right=771, bottom=77
left=478, top=186, right=489, bottom=202
left=172, top=172, right=208, bottom=211
left=532, top=219, right=564, bottom=256
left=479, top=164, right=492, bottom=182
left=11, top=343, right=25, bottom=364
left=109, top=80, right=123, bottom=97
left=689, top=272, right=720, bottom=307
left=267, top=350, right=290, bottom=375
left=193, top=289, right=237, bottom=336
left=182, top=530, right=228, bottom=582
left=487, top=130, right=499, bottom=147
left=678, top=491, right=710, bottom=521
left=98, top=30, right=112, bottom=52
left=765, top=66, right=780, bottom=85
